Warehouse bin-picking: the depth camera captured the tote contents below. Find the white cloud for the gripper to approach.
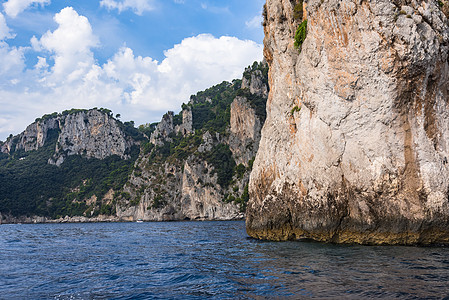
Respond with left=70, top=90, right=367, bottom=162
left=0, top=13, right=14, bottom=40
left=156, top=34, right=262, bottom=103
left=246, top=15, right=262, bottom=29
left=3, top=0, right=50, bottom=18
left=100, top=0, right=155, bottom=15
left=34, top=56, right=48, bottom=69
left=103, top=47, right=159, bottom=105
left=0, top=43, right=24, bottom=78
left=0, top=14, right=25, bottom=85
left=100, top=34, right=263, bottom=111
left=0, top=7, right=263, bottom=141
left=32, top=7, right=99, bottom=82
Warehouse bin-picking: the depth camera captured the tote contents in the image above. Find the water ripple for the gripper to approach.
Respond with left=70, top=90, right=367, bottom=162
left=1, top=221, right=449, bottom=299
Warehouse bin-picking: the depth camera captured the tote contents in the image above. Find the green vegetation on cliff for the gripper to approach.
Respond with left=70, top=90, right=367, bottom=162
left=0, top=111, right=139, bottom=219
left=294, top=20, right=308, bottom=50
left=141, top=79, right=243, bottom=191
left=190, top=80, right=241, bottom=134
left=0, top=61, right=268, bottom=219
left=127, top=61, right=268, bottom=211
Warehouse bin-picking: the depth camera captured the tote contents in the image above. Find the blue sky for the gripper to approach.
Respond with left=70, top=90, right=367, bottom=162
left=0, top=0, right=265, bottom=141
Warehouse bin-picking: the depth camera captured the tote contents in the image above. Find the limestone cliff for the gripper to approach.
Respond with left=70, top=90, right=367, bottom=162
left=116, top=63, right=268, bottom=221
left=0, top=63, right=267, bottom=223
left=149, top=111, right=176, bottom=146
left=229, top=96, right=262, bottom=165
left=0, top=108, right=142, bottom=222
left=49, top=110, right=136, bottom=166
left=2, top=108, right=138, bottom=166
left=247, top=0, right=449, bottom=244
left=1, top=117, right=59, bottom=154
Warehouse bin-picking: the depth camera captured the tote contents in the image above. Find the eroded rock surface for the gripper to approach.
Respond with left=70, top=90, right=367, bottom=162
left=1, top=109, right=137, bottom=166
left=1, top=118, right=59, bottom=154
left=229, top=96, right=262, bottom=165
left=117, top=65, right=268, bottom=221
left=50, top=110, right=135, bottom=166
left=247, top=0, right=449, bottom=244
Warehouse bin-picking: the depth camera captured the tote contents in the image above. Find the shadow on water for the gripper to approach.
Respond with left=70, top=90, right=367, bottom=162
left=1, top=221, right=449, bottom=299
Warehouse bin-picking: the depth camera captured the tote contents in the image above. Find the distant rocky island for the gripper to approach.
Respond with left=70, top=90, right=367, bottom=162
left=0, top=62, right=268, bottom=224
left=246, top=0, right=449, bottom=245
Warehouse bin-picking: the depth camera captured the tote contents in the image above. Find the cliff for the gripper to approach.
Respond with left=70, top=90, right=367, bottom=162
left=116, top=62, right=268, bottom=221
left=0, top=118, right=59, bottom=153
left=247, top=0, right=449, bottom=244
left=2, top=108, right=138, bottom=165
left=0, top=62, right=268, bottom=223
left=0, top=108, right=142, bottom=221
left=49, top=109, right=136, bottom=166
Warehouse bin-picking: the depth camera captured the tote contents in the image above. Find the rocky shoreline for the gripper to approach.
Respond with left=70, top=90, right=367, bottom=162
left=0, top=213, right=244, bottom=224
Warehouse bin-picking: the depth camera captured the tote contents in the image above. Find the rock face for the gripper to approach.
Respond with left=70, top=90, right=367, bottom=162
left=229, top=96, right=262, bottom=165
left=149, top=111, right=175, bottom=146
left=242, top=67, right=269, bottom=97
left=1, top=118, right=59, bottom=154
left=50, top=110, right=135, bottom=166
left=3, top=109, right=137, bottom=166
left=176, top=108, right=193, bottom=136
left=247, top=0, right=449, bottom=244
left=117, top=133, right=246, bottom=222
left=117, top=64, right=268, bottom=221
left=180, top=158, right=243, bottom=220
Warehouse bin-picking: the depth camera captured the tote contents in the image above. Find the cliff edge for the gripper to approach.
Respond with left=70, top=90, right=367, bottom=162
left=247, top=0, right=449, bottom=244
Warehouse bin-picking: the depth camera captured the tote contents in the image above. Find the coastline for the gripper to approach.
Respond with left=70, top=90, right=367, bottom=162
left=0, top=214, right=245, bottom=224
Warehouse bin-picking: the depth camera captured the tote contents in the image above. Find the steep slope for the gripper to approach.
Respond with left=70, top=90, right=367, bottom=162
left=247, top=0, right=449, bottom=244
left=0, top=108, right=141, bottom=222
left=0, top=62, right=268, bottom=223
left=116, top=62, right=268, bottom=221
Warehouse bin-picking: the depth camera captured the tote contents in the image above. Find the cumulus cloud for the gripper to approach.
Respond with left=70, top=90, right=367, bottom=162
left=0, top=7, right=263, bottom=141
left=3, top=0, right=50, bottom=18
left=103, top=47, right=159, bottom=105
left=156, top=34, right=261, bottom=100
left=100, top=34, right=263, bottom=111
left=100, top=0, right=155, bottom=15
left=0, top=13, right=25, bottom=85
left=0, top=45, right=24, bottom=79
left=32, top=7, right=99, bottom=82
left=0, top=13, right=14, bottom=40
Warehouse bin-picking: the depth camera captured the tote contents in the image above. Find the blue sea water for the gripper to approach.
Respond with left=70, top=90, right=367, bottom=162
left=1, top=221, right=449, bottom=299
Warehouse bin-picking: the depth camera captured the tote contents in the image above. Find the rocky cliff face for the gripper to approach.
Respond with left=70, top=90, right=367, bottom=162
left=0, top=108, right=142, bottom=223
left=49, top=110, right=135, bottom=166
left=149, top=108, right=193, bottom=146
left=247, top=0, right=449, bottom=244
left=116, top=64, right=268, bottom=221
left=242, top=68, right=269, bottom=97
left=176, top=108, right=193, bottom=136
left=149, top=111, right=176, bottom=146
left=229, top=96, right=262, bottom=165
left=116, top=148, right=245, bottom=221
left=2, top=109, right=137, bottom=166
left=1, top=118, right=59, bottom=154
left=0, top=63, right=267, bottom=224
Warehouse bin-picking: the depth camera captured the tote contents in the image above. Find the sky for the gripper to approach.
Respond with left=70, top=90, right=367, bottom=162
left=0, top=0, right=265, bottom=141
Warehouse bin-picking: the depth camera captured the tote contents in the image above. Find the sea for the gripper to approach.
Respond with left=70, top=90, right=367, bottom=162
left=1, top=221, right=449, bottom=299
